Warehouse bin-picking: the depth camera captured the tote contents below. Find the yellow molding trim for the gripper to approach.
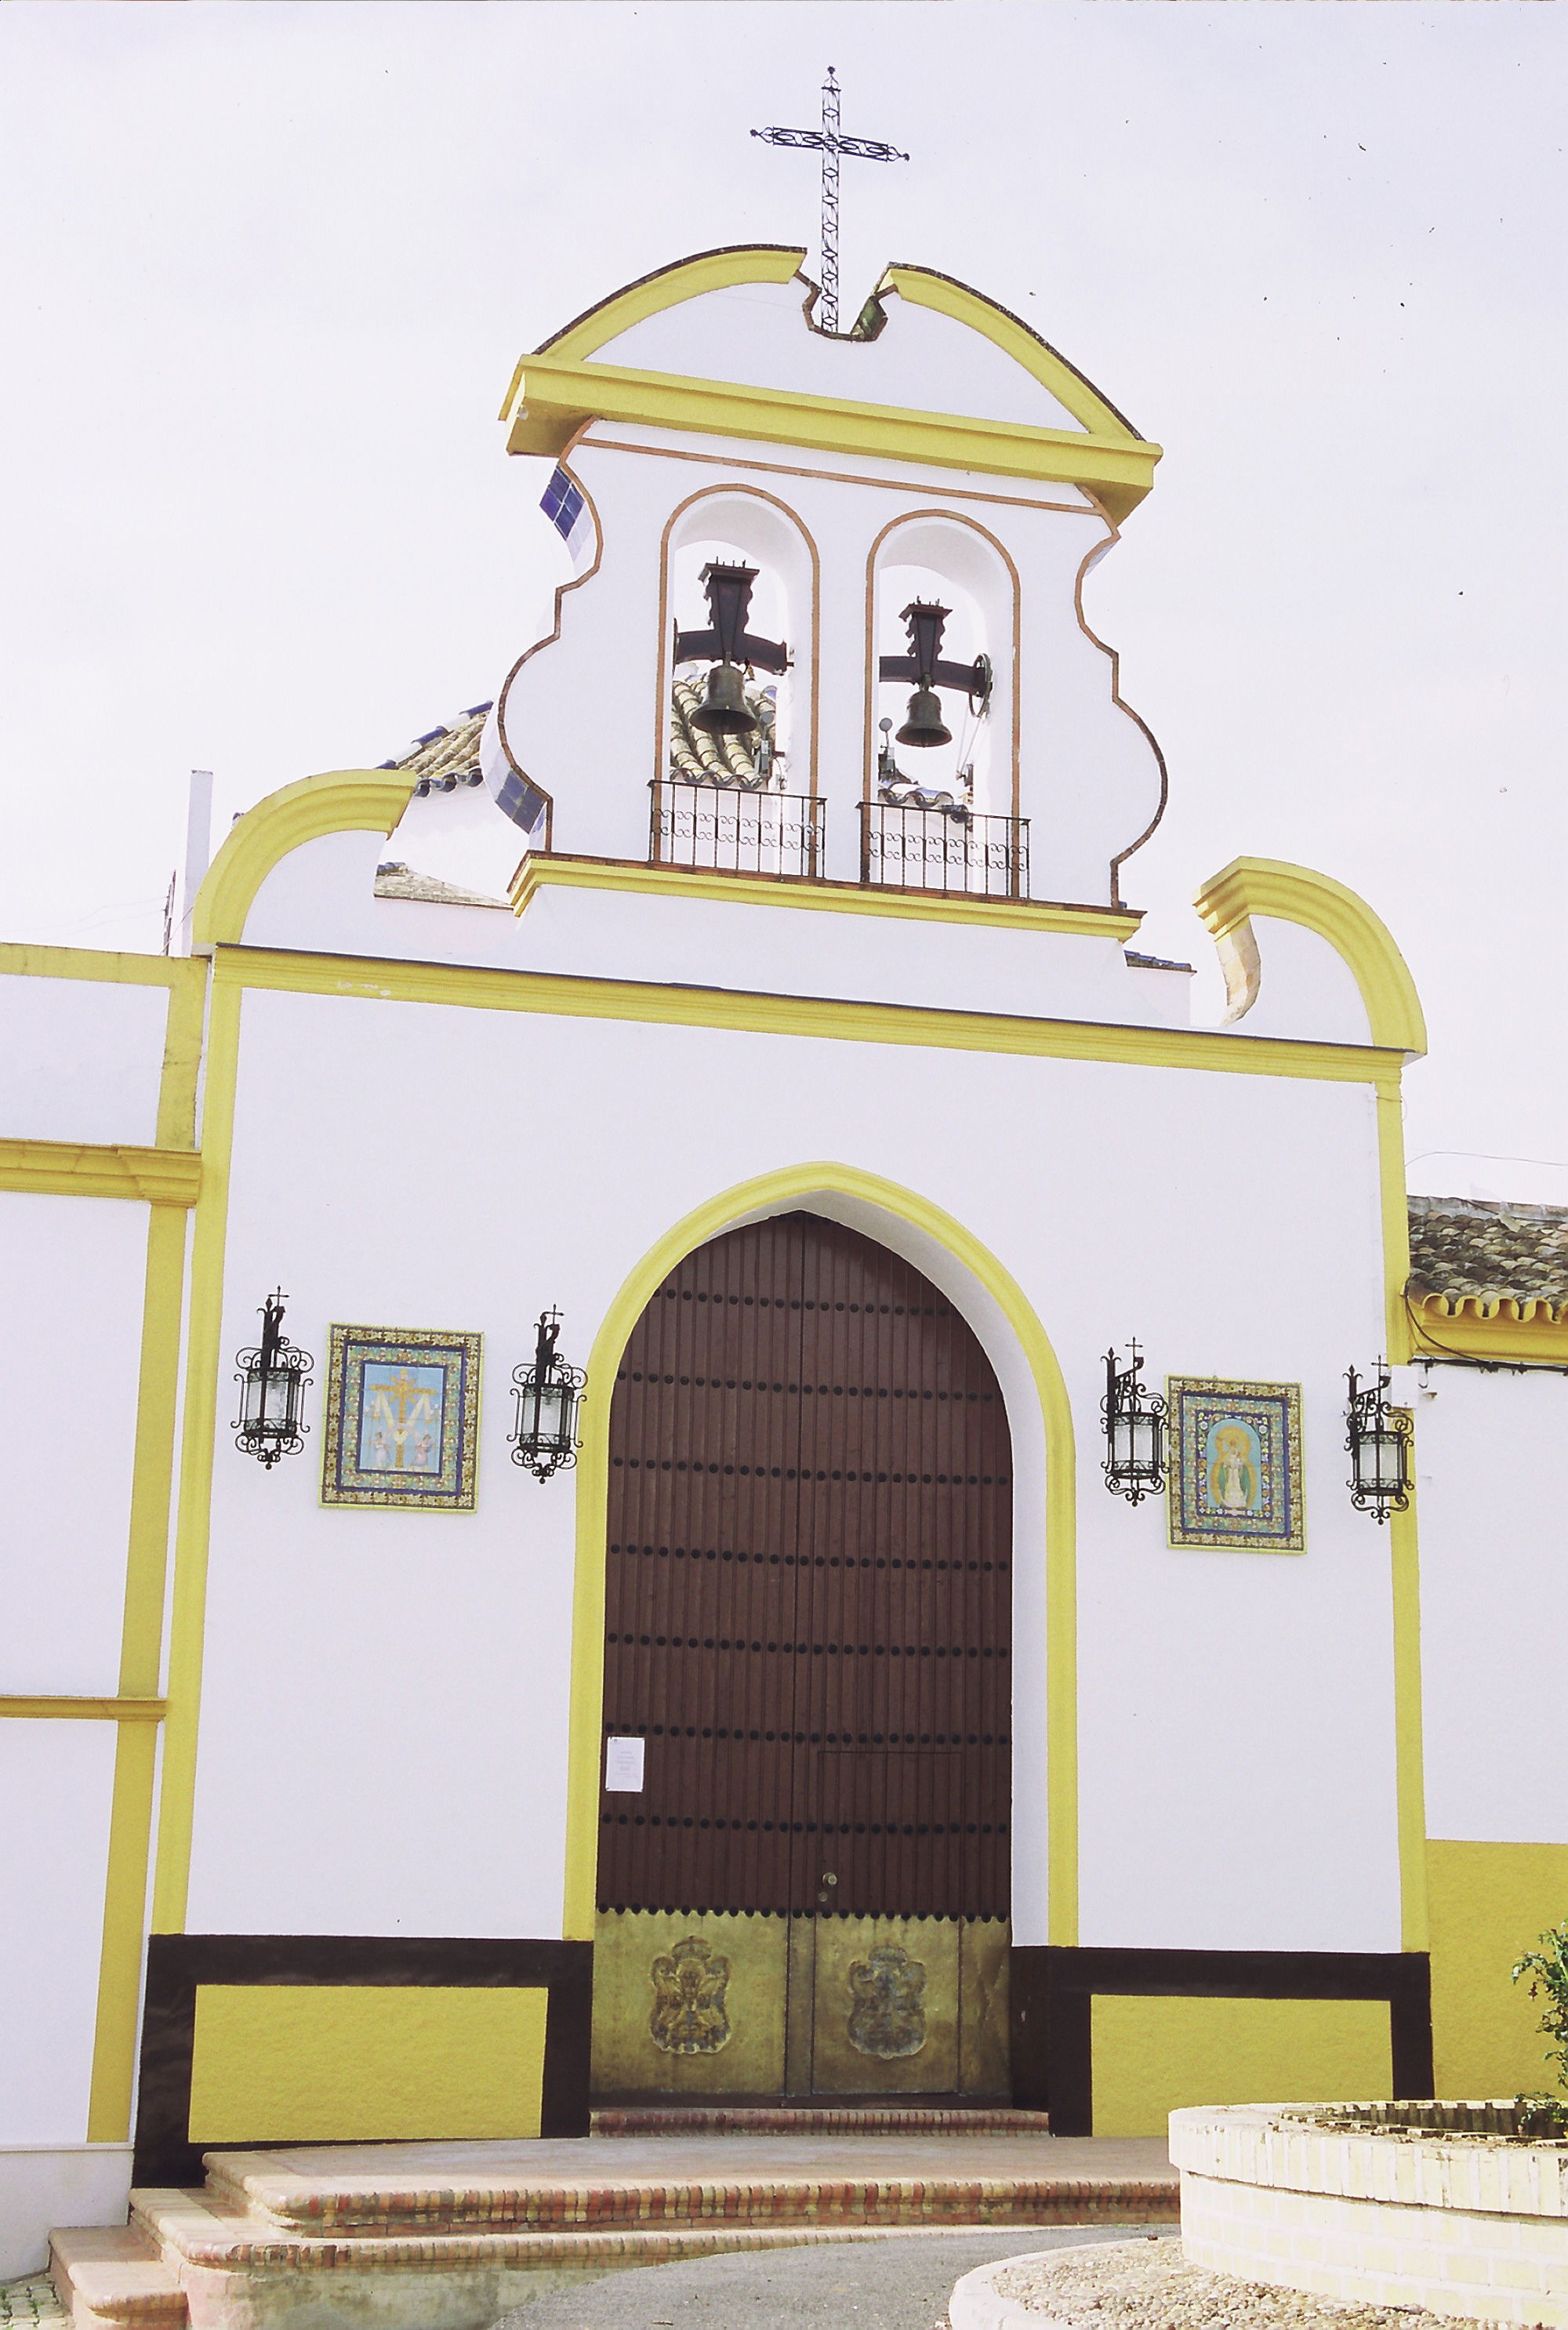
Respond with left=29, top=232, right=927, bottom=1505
left=155, top=961, right=209, bottom=1150
left=511, top=852, right=1145, bottom=940
left=517, top=243, right=808, bottom=388
left=191, top=770, right=417, bottom=952
left=877, top=263, right=1143, bottom=445
left=217, top=944, right=1401, bottom=1090
left=506, top=356, right=1161, bottom=522
left=1388, top=1470, right=1429, bottom=1953
left=87, top=1199, right=191, bottom=2137
left=1377, top=1080, right=1427, bottom=1954
left=0, top=943, right=196, bottom=989
left=0, top=1138, right=201, bottom=1206
left=562, top=1163, right=1079, bottom=1946
left=153, top=981, right=243, bottom=1932
left=0, top=1697, right=165, bottom=1721
left=1409, top=1293, right=1568, bottom=1365
left=1195, top=858, right=1427, bottom=1058
left=88, top=1722, right=161, bottom=2139
left=1379, top=1089, right=1414, bottom=1366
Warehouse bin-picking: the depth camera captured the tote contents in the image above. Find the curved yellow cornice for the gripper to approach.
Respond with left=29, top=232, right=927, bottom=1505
left=501, top=245, right=807, bottom=423
left=1194, top=857, right=1427, bottom=1057
left=191, top=769, right=417, bottom=952
left=876, top=263, right=1144, bottom=445
left=521, top=245, right=808, bottom=383
left=500, top=245, right=1161, bottom=520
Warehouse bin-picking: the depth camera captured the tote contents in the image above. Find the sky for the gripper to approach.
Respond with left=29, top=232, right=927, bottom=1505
left=2, top=1, right=1564, bottom=1200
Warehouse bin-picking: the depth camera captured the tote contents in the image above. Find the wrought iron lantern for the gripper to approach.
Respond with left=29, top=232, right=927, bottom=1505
left=232, top=1290, right=314, bottom=1469
left=1101, top=1341, right=1166, bottom=1504
left=1345, top=1361, right=1412, bottom=1522
left=510, top=1309, right=586, bottom=1483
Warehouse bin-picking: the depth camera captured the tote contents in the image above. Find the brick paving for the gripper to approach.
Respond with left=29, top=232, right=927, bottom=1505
left=0, top=2279, right=68, bottom=2330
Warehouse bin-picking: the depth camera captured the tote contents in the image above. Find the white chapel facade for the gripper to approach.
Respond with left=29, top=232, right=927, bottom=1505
left=1, top=243, right=1565, bottom=2263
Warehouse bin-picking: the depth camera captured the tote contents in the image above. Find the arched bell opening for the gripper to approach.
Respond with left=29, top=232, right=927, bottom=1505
left=590, top=1206, right=1018, bottom=2103
left=656, top=488, right=819, bottom=880
left=867, top=515, right=1021, bottom=898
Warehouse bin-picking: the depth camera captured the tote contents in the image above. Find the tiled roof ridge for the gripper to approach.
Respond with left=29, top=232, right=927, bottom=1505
left=377, top=703, right=493, bottom=793
left=1406, top=1190, right=1568, bottom=1311
left=1409, top=1191, right=1568, bottom=1226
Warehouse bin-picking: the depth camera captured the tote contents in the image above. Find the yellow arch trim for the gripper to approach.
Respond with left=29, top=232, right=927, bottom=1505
left=506, top=247, right=1147, bottom=455
left=877, top=263, right=1145, bottom=445
left=562, top=1162, right=1080, bottom=1948
left=1193, top=857, right=1427, bottom=1058
left=191, top=769, right=417, bottom=952
left=508, top=245, right=808, bottom=399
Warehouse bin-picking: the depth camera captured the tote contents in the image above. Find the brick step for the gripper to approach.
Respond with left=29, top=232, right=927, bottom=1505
left=196, top=2154, right=1174, bottom=2237
left=139, top=2189, right=1171, bottom=2269
left=94, top=2137, right=1174, bottom=2329
left=48, top=2227, right=186, bottom=2330
left=591, top=2106, right=1054, bottom=2136
left=125, top=2180, right=1174, bottom=2330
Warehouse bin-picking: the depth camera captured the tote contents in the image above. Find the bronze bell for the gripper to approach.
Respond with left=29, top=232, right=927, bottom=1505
left=691, top=662, right=758, bottom=739
left=895, top=686, right=952, bottom=749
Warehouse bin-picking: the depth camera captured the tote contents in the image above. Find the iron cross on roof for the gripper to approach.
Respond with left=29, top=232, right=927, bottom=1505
left=752, top=67, right=909, bottom=336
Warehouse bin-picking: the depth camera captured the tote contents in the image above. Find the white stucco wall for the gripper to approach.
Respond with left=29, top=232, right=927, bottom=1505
left=1412, top=1364, right=1568, bottom=1845
left=241, top=829, right=1194, bottom=1026
left=184, top=978, right=1398, bottom=1953
left=0, top=1192, right=147, bottom=1696
left=0, top=1721, right=116, bottom=2142
left=1223, top=917, right=1374, bottom=1048
left=0, top=975, right=169, bottom=1147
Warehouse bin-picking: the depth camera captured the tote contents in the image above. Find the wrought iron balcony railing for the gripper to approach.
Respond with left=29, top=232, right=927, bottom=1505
left=650, top=778, right=826, bottom=881
left=859, top=802, right=1029, bottom=900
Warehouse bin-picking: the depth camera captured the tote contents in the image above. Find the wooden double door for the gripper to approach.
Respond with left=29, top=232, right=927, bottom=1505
left=592, top=1213, right=1014, bottom=2099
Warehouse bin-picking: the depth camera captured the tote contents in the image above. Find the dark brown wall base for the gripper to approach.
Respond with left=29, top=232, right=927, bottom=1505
left=134, top=1934, right=593, bottom=2186
left=1011, top=1944, right=1433, bottom=2136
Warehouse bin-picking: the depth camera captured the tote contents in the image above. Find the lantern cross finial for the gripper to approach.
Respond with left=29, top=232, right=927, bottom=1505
left=751, top=67, right=908, bottom=335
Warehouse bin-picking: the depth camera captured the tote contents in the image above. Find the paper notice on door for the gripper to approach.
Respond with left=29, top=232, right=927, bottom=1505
left=604, top=1735, right=645, bottom=1793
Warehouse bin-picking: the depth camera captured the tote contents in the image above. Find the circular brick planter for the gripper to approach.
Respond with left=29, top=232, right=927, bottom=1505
left=1170, top=2100, right=1568, bottom=2327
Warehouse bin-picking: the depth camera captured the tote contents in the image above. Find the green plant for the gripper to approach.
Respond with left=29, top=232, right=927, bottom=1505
left=1512, top=1922, right=1568, bottom=2103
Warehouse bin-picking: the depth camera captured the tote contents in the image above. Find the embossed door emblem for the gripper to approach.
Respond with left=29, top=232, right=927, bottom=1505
left=846, top=1943, right=927, bottom=2058
left=649, top=1934, right=731, bottom=2054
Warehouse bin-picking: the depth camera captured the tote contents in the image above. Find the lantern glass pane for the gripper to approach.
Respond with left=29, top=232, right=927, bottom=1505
left=1373, top=1431, right=1405, bottom=1490
left=239, top=1366, right=260, bottom=1432
left=261, top=1371, right=296, bottom=1429
left=1131, top=1415, right=1160, bottom=1471
left=537, top=1380, right=569, bottom=1443
left=1109, top=1417, right=1136, bottom=1471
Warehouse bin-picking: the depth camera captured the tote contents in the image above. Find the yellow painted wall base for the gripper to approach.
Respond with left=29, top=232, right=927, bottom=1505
left=188, top=1984, right=548, bottom=2143
left=1091, top=1994, right=1393, bottom=2137
left=1428, top=1839, right=1568, bottom=2100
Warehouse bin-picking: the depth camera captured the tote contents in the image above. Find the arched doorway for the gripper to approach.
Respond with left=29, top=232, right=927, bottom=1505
left=591, top=1210, right=1014, bottom=2100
